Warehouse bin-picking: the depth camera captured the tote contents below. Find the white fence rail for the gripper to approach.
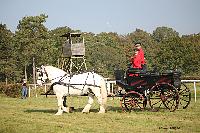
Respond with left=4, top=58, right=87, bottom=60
left=181, top=80, right=200, bottom=102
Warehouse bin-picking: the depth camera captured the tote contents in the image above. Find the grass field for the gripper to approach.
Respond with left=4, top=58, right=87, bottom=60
left=0, top=88, right=200, bottom=133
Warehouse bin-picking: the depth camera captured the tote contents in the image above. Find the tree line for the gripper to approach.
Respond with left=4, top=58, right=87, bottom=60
left=0, top=14, right=200, bottom=84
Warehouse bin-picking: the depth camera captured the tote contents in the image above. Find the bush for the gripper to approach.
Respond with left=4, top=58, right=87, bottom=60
left=0, top=83, right=21, bottom=98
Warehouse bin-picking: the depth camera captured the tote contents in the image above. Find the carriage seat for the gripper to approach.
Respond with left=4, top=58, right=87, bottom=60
left=127, top=68, right=159, bottom=77
left=127, top=68, right=146, bottom=77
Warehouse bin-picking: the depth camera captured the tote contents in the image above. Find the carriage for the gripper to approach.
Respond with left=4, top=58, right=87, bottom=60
left=114, top=68, right=191, bottom=112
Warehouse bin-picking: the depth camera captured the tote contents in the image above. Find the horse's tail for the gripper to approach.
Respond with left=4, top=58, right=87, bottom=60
left=100, top=78, right=108, bottom=109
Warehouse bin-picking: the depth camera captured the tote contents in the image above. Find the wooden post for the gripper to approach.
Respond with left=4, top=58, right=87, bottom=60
left=25, top=65, right=27, bottom=82
left=28, top=86, right=31, bottom=97
left=111, top=83, right=114, bottom=94
left=44, top=84, right=47, bottom=93
left=194, top=82, right=196, bottom=102
left=33, top=57, right=36, bottom=85
left=35, top=84, right=37, bottom=97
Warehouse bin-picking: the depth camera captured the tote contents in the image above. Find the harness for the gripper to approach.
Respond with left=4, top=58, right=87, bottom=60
left=42, top=70, right=100, bottom=97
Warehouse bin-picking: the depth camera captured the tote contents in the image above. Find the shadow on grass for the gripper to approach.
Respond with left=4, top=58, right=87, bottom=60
left=24, top=106, right=167, bottom=114
left=24, top=108, right=100, bottom=114
left=73, top=108, right=99, bottom=113
left=106, top=106, right=169, bottom=113
left=25, top=109, right=56, bottom=114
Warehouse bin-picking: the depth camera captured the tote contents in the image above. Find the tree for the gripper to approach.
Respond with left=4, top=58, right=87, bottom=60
left=14, top=14, right=55, bottom=82
left=154, top=37, right=182, bottom=71
left=152, top=26, right=179, bottom=43
left=180, top=34, right=200, bottom=75
left=0, top=24, right=21, bottom=83
left=84, top=32, right=127, bottom=77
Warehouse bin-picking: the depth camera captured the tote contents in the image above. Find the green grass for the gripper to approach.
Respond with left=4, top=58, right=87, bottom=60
left=0, top=91, right=200, bottom=133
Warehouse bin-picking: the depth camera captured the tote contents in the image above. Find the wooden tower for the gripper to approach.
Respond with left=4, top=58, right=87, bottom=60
left=58, top=33, right=87, bottom=74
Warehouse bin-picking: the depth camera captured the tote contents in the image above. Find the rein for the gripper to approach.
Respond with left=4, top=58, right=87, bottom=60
left=41, top=67, right=68, bottom=97
left=44, top=72, right=100, bottom=97
left=43, top=67, right=68, bottom=82
left=40, top=66, right=100, bottom=97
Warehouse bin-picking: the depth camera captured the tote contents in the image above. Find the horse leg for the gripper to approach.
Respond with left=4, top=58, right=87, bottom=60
left=92, top=88, right=106, bottom=113
left=97, top=94, right=106, bottom=113
left=63, top=96, right=67, bottom=107
left=55, top=95, right=64, bottom=115
left=62, top=96, right=70, bottom=113
left=82, top=93, right=94, bottom=113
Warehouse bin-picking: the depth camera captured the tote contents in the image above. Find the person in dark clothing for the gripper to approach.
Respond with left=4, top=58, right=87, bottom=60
left=21, top=83, right=27, bottom=99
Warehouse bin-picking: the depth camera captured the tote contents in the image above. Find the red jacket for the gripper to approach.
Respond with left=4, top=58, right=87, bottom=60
left=131, top=54, right=142, bottom=69
left=138, top=48, right=146, bottom=65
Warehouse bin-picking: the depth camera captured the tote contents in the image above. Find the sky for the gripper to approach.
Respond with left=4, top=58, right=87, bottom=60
left=0, top=0, right=200, bottom=35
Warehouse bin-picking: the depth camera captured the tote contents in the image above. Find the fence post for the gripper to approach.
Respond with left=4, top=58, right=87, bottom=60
left=111, top=83, right=114, bottom=94
left=107, top=82, right=110, bottom=94
left=28, top=86, right=31, bottom=97
left=44, top=84, right=47, bottom=93
left=194, top=82, right=196, bottom=102
left=35, top=84, right=37, bottom=97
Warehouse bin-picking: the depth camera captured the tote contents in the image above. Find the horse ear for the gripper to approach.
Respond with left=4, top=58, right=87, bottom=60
left=41, top=65, right=44, bottom=69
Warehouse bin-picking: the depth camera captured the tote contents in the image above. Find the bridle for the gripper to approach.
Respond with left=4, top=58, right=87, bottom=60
left=38, top=70, right=48, bottom=83
left=37, top=67, right=68, bottom=84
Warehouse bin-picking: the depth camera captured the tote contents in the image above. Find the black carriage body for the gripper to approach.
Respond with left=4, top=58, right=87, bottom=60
left=116, top=70, right=181, bottom=92
left=115, top=68, right=190, bottom=112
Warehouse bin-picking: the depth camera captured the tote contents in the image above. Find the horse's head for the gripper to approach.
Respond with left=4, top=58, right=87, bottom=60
left=36, top=66, right=48, bottom=86
left=36, top=65, right=69, bottom=85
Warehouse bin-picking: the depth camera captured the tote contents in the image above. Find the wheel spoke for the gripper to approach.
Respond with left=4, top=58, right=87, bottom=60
left=150, top=84, right=179, bottom=112
left=178, top=83, right=191, bottom=109
left=179, top=97, right=190, bottom=102
left=165, top=98, right=174, bottom=105
left=120, top=92, right=145, bottom=112
left=179, top=89, right=187, bottom=95
left=152, top=99, right=162, bottom=106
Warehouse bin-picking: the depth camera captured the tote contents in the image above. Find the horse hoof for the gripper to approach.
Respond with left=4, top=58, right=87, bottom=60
left=55, top=113, right=62, bottom=115
left=98, top=112, right=105, bottom=114
left=82, top=111, right=89, bottom=114
left=98, top=111, right=105, bottom=114
left=55, top=111, right=63, bottom=115
left=63, top=107, right=69, bottom=113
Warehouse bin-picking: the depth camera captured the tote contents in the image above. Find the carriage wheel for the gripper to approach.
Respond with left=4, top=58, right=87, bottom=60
left=120, top=91, right=145, bottom=112
left=149, top=85, right=164, bottom=111
left=178, top=83, right=191, bottom=109
left=161, top=84, right=179, bottom=112
left=149, top=83, right=179, bottom=112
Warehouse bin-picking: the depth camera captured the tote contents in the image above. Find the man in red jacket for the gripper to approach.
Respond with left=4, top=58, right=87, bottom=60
left=130, top=49, right=142, bottom=69
left=135, top=42, right=145, bottom=65
left=134, top=42, right=147, bottom=72
left=128, top=42, right=147, bottom=76
left=128, top=48, right=142, bottom=77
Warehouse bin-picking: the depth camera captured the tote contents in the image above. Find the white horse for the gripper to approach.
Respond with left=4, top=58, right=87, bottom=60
left=36, top=66, right=107, bottom=115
